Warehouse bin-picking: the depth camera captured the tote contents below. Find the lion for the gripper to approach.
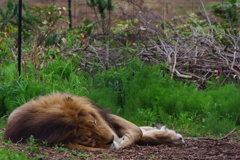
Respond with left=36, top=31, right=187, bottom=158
left=4, top=93, right=185, bottom=150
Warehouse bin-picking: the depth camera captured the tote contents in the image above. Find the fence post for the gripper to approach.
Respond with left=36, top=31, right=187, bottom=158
left=18, top=0, right=22, bottom=77
left=68, top=0, right=72, bottom=28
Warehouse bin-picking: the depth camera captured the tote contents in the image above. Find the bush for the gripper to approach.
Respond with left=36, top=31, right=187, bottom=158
left=211, top=0, right=240, bottom=28
left=90, top=59, right=240, bottom=136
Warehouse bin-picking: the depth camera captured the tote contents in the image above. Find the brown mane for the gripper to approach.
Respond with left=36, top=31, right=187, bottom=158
left=4, top=93, right=115, bottom=148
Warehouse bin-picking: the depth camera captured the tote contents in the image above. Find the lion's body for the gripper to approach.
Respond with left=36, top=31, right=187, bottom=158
left=5, top=93, right=185, bottom=150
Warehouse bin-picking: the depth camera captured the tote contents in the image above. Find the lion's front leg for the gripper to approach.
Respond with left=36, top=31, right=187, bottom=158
left=108, top=114, right=142, bottom=148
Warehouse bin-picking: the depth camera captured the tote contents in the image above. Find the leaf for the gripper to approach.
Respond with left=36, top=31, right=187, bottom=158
left=82, top=18, right=91, bottom=26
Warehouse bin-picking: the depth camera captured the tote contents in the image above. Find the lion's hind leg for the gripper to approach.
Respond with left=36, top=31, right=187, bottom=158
left=138, top=126, right=185, bottom=147
left=140, top=126, right=167, bottom=133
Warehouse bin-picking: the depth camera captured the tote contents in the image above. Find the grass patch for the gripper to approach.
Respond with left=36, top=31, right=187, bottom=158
left=0, top=148, right=29, bottom=160
left=1, top=59, right=240, bottom=137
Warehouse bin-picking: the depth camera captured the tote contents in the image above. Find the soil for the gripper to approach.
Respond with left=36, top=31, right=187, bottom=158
left=1, top=132, right=240, bottom=160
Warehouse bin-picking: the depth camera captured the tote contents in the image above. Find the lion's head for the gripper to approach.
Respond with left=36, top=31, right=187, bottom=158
left=67, top=112, right=117, bottom=149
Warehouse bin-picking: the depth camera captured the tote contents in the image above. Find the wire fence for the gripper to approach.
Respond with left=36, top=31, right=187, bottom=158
left=0, top=0, right=227, bottom=76
left=0, top=0, right=225, bottom=28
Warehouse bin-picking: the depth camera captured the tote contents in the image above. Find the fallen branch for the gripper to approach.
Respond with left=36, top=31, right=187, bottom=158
left=185, top=129, right=240, bottom=141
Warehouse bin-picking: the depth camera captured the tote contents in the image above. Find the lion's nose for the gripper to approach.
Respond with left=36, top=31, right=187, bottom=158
left=105, top=135, right=114, bottom=145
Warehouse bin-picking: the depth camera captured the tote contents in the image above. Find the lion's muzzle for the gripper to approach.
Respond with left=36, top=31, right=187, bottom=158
left=105, top=135, right=114, bottom=145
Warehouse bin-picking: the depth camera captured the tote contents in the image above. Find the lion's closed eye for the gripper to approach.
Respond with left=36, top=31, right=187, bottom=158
left=88, top=137, right=93, bottom=140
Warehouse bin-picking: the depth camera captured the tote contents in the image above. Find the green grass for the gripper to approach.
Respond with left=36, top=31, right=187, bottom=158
left=89, top=62, right=240, bottom=137
left=1, top=59, right=240, bottom=137
left=0, top=148, right=29, bottom=160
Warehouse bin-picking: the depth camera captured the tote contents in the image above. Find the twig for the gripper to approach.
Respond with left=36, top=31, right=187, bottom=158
left=171, top=38, right=179, bottom=79
left=174, top=70, right=192, bottom=79
left=219, top=128, right=237, bottom=140
left=105, top=41, right=109, bottom=69
left=0, top=58, right=15, bottom=62
left=185, top=129, right=240, bottom=141
left=89, top=45, right=104, bottom=65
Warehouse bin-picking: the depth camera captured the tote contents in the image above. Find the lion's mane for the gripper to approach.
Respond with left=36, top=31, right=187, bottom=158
left=4, top=93, right=115, bottom=147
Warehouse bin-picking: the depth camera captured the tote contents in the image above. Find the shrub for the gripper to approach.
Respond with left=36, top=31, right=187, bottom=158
left=211, top=0, right=240, bottom=28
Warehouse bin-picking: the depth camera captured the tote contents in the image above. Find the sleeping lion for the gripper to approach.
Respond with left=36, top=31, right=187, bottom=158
left=4, top=93, right=185, bottom=150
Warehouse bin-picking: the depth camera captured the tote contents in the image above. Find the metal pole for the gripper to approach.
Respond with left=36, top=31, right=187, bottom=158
left=68, top=0, right=72, bottom=28
left=18, top=0, right=22, bottom=76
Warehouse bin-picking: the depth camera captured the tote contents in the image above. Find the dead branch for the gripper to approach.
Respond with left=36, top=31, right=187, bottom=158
left=185, top=129, right=240, bottom=141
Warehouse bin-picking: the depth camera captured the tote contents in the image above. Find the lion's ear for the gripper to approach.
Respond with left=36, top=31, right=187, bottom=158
left=65, top=96, right=73, bottom=101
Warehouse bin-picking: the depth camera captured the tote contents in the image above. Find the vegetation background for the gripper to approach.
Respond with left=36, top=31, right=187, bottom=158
left=0, top=0, right=226, bottom=28
left=0, top=0, right=240, bottom=159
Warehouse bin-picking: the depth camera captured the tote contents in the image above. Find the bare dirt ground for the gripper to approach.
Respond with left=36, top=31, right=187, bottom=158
left=1, top=132, right=240, bottom=160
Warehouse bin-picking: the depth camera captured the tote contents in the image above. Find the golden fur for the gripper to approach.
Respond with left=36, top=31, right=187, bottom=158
left=5, top=93, right=185, bottom=150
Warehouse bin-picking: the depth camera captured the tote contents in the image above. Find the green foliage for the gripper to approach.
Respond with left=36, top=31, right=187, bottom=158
left=0, top=116, right=7, bottom=137
left=30, top=5, right=67, bottom=26
left=40, top=60, right=75, bottom=80
left=0, top=58, right=90, bottom=115
left=100, top=152, right=114, bottom=159
left=54, top=144, right=68, bottom=152
left=53, top=144, right=90, bottom=159
left=86, top=0, right=115, bottom=33
left=0, top=148, right=28, bottom=160
left=29, top=5, right=68, bottom=46
left=82, top=18, right=98, bottom=36
left=89, top=59, right=240, bottom=136
left=86, top=0, right=97, bottom=8
left=0, top=37, right=15, bottom=61
left=0, top=3, right=68, bottom=45
left=78, top=152, right=90, bottom=159
left=0, top=0, right=18, bottom=32
left=0, top=0, right=69, bottom=44
left=211, top=0, right=240, bottom=28
left=137, top=108, right=160, bottom=126
left=64, top=18, right=98, bottom=48
left=0, top=0, right=40, bottom=38
left=112, top=19, right=139, bottom=36
left=86, top=0, right=114, bottom=19
left=149, top=154, right=156, bottom=160
left=1, top=52, right=240, bottom=138
left=24, top=135, right=40, bottom=154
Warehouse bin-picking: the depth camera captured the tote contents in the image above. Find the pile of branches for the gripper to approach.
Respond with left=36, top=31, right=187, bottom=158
left=66, top=0, right=240, bottom=87
left=134, top=2, right=240, bottom=87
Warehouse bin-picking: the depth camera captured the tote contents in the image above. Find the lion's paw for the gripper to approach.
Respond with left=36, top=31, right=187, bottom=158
left=110, top=141, right=119, bottom=149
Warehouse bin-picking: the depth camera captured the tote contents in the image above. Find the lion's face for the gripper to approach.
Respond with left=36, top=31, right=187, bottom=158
left=71, top=113, right=115, bottom=149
